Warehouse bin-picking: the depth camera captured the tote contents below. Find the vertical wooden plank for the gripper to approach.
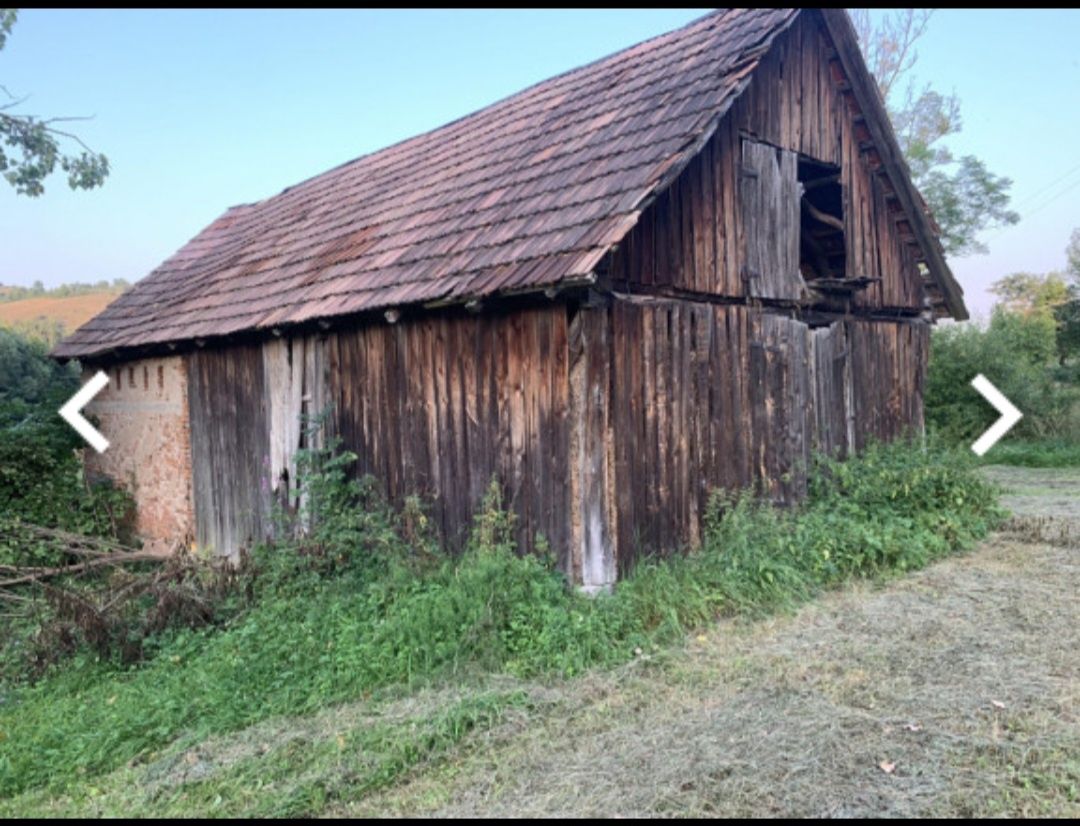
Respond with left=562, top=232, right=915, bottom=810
left=653, top=190, right=670, bottom=287
left=700, top=139, right=718, bottom=295
left=677, top=302, right=693, bottom=547
left=428, top=317, right=451, bottom=542
left=641, top=207, right=656, bottom=288
left=262, top=337, right=289, bottom=498
left=548, top=307, right=570, bottom=564
left=614, top=300, right=637, bottom=562
left=187, top=343, right=269, bottom=558
left=708, top=305, right=725, bottom=491
left=570, top=304, right=616, bottom=589
left=405, top=320, right=432, bottom=502
left=670, top=182, right=684, bottom=289
left=742, top=140, right=806, bottom=301
left=444, top=317, right=467, bottom=548
left=684, top=154, right=702, bottom=294
left=524, top=309, right=543, bottom=554
left=689, top=305, right=708, bottom=547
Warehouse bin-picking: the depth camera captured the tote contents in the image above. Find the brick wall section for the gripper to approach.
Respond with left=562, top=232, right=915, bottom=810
left=82, top=355, right=194, bottom=543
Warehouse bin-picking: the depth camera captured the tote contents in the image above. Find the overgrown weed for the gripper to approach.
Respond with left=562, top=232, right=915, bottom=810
left=0, top=436, right=1005, bottom=801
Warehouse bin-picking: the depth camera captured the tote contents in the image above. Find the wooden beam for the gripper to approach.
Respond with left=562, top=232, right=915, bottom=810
left=802, top=198, right=845, bottom=232
left=800, top=224, right=836, bottom=280
left=802, top=173, right=840, bottom=191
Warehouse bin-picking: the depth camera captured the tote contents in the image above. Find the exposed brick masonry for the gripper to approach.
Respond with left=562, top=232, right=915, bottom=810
left=82, top=355, right=193, bottom=543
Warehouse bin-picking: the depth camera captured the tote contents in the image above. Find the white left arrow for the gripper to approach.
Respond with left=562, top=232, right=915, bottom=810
left=59, top=370, right=111, bottom=453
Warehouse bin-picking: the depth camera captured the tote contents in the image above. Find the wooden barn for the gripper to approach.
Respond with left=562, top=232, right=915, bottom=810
left=54, top=8, right=967, bottom=590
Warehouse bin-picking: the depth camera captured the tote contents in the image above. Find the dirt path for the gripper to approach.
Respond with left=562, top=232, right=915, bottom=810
left=344, top=466, right=1080, bottom=818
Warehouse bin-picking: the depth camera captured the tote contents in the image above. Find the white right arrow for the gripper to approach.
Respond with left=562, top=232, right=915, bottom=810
left=59, top=370, right=111, bottom=453
left=970, top=374, right=1023, bottom=457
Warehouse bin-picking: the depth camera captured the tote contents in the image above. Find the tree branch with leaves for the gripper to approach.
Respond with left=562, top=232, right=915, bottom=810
left=850, top=8, right=1019, bottom=257
left=0, top=8, right=109, bottom=197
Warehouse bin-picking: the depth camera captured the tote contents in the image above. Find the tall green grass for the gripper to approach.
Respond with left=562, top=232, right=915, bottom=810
left=0, top=439, right=1005, bottom=799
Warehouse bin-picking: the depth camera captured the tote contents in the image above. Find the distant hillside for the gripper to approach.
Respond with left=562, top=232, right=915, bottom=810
left=0, top=279, right=130, bottom=304
left=0, top=292, right=120, bottom=347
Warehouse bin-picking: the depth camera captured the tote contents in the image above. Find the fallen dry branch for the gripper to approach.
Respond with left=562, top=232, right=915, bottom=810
left=0, top=525, right=179, bottom=588
left=0, top=551, right=176, bottom=588
left=1, top=525, right=238, bottom=672
left=11, top=523, right=163, bottom=558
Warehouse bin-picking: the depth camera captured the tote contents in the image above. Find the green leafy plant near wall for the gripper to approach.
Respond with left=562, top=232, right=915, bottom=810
left=0, top=329, right=133, bottom=566
left=0, top=329, right=140, bottom=691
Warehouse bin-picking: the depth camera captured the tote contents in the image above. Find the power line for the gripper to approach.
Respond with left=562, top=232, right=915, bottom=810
left=1021, top=175, right=1080, bottom=221
left=1010, top=162, right=1080, bottom=211
left=983, top=170, right=1080, bottom=245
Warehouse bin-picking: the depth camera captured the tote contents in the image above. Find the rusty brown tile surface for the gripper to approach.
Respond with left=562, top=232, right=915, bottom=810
left=55, top=8, right=798, bottom=359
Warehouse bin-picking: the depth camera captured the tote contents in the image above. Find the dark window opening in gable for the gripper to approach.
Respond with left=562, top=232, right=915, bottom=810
left=797, top=156, right=845, bottom=283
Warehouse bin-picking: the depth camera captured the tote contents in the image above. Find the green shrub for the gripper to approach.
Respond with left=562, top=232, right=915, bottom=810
left=926, top=309, right=1080, bottom=452
left=0, top=328, right=139, bottom=686
left=0, top=328, right=134, bottom=555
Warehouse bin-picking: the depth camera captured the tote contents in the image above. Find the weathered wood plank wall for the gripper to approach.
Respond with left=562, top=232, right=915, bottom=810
left=328, top=305, right=570, bottom=558
left=187, top=306, right=571, bottom=564
left=188, top=342, right=273, bottom=558
left=602, top=295, right=927, bottom=562
left=186, top=296, right=928, bottom=574
left=610, top=298, right=750, bottom=565
left=610, top=11, right=925, bottom=312
left=848, top=318, right=928, bottom=449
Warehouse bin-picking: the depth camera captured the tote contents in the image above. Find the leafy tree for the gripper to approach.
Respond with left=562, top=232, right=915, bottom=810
left=0, top=8, right=109, bottom=196
left=850, top=9, right=1019, bottom=256
left=989, top=271, right=1070, bottom=320
left=1054, top=227, right=1080, bottom=365
left=0, top=325, right=78, bottom=430
left=1056, top=297, right=1080, bottom=367
left=1067, top=228, right=1080, bottom=281
left=987, top=303, right=1057, bottom=367
left=988, top=231, right=1080, bottom=366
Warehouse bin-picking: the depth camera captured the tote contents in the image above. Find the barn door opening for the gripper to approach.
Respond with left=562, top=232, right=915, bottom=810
left=797, top=156, right=846, bottom=284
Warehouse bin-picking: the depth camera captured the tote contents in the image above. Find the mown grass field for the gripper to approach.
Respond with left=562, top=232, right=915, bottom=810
left=1, top=464, right=1075, bottom=818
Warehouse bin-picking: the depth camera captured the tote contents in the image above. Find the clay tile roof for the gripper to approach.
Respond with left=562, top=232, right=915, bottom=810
left=54, top=8, right=800, bottom=359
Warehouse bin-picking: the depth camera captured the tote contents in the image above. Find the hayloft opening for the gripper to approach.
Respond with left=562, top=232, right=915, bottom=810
left=797, top=157, right=846, bottom=283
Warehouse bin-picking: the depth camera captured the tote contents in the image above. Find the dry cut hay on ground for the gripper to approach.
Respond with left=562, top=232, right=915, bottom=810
left=337, top=466, right=1080, bottom=818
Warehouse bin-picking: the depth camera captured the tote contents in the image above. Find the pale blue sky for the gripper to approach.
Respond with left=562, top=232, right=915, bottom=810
left=2, top=8, right=1078, bottom=321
